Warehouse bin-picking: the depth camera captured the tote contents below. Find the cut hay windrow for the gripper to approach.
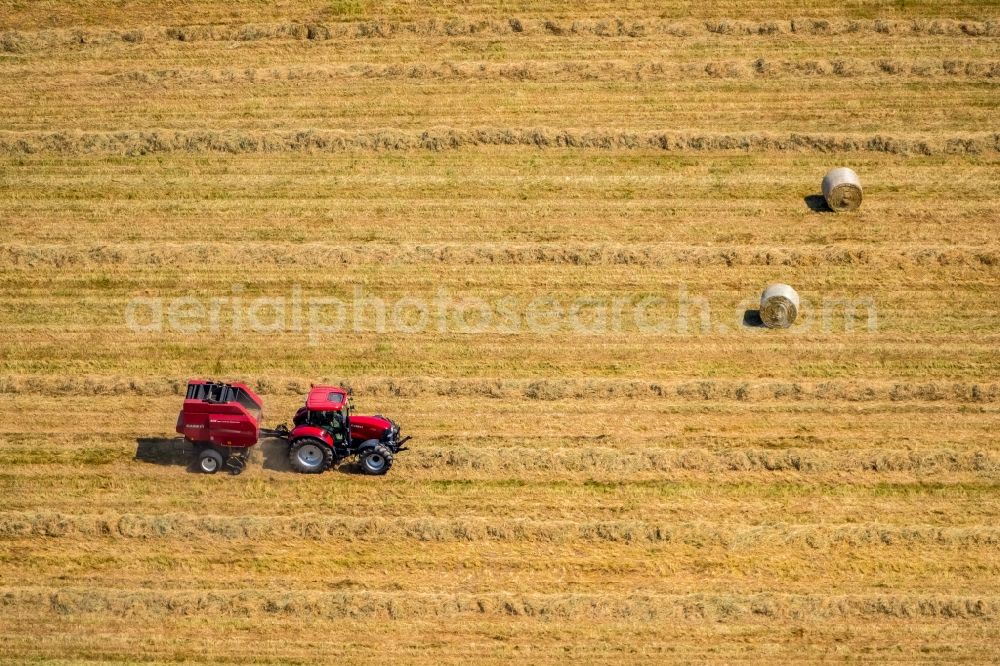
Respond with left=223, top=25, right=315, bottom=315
left=3, top=587, right=996, bottom=621
left=405, top=446, right=1000, bottom=475
left=1, top=242, right=997, bottom=270
left=1, top=18, right=997, bottom=51
left=3, top=438, right=1000, bottom=483
left=1, top=430, right=993, bottom=459
left=0, top=129, right=996, bottom=156
left=3, top=445, right=997, bottom=478
left=65, top=59, right=998, bottom=86
left=3, top=511, right=998, bottom=547
left=1, top=375, right=998, bottom=403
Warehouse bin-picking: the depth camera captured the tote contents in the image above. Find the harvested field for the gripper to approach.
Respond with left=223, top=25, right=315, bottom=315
left=0, top=0, right=998, bottom=663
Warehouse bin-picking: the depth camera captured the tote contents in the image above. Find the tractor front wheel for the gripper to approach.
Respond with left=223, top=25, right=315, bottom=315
left=359, top=443, right=394, bottom=476
left=289, top=438, right=333, bottom=474
left=197, top=448, right=224, bottom=474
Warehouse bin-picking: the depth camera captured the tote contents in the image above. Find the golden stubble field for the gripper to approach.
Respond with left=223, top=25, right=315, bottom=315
left=1, top=0, right=998, bottom=662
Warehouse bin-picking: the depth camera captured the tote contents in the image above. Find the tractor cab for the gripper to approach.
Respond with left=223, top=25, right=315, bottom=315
left=293, top=386, right=352, bottom=445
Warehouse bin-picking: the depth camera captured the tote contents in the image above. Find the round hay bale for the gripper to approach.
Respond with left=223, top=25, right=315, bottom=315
left=821, top=167, right=863, bottom=212
left=760, top=283, right=800, bottom=328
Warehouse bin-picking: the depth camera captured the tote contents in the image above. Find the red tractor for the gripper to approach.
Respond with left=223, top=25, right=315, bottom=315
left=176, top=380, right=410, bottom=475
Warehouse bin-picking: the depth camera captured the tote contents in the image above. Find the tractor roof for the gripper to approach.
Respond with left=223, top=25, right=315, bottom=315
left=306, top=385, right=348, bottom=411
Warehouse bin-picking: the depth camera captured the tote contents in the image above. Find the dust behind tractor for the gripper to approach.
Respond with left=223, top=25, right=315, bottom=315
left=176, top=380, right=410, bottom=475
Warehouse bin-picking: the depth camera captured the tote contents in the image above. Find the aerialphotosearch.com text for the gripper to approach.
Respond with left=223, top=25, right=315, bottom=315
left=125, top=284, right=877, bottom=344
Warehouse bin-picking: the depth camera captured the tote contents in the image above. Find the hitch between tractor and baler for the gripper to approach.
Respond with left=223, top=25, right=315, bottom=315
left=260, top=424, right=291, bottom=439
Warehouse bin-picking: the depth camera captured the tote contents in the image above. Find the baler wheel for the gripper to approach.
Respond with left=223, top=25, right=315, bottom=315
left=359, top=443, right=394, bottom=476
left=289, top=438, right=333, bottom=474
left=197, top=448, right=224, bottom=474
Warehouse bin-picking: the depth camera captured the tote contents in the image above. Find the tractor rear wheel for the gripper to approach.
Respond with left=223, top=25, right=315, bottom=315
left=289, top=438, right=333, bottom=474
left=359, top=443, right=394, bottom=475
left=197, top=448, right=224, bottom=474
